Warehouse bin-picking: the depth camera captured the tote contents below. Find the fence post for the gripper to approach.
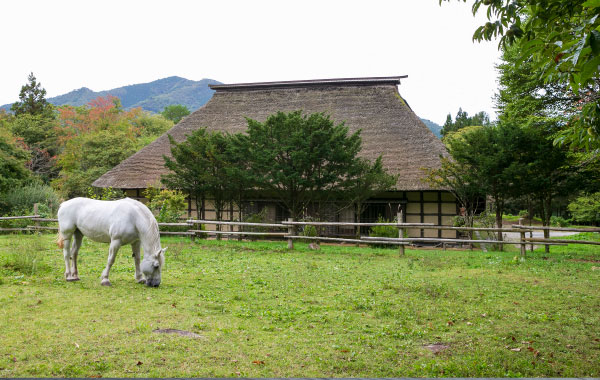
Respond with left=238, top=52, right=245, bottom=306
left=287, top=218, right=294, bottom=250
left=397, top=211, right=405, bottom=256
left=519, top=218, right=526, bottom=259
left=33, top=203, right=40, bottom=234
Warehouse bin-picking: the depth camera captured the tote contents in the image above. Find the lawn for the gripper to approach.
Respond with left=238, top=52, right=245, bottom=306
left=0, top=234, right=599, bottom=377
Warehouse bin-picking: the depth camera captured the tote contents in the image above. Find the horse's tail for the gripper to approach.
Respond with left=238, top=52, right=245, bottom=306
left=55, top=231, right=64, bottom=249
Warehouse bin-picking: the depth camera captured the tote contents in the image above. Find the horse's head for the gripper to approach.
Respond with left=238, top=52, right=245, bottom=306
left=142, top=247, right=166, bottom=287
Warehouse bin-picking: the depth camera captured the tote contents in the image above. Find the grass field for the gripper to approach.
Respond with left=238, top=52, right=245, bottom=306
left=0, top=234, right=599, bottom=377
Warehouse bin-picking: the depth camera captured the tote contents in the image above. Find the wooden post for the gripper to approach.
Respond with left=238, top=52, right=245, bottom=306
left=33, top=203, right=40, bottom=234
left=397, top=211, right=405, bottom=256
left=287, top=218, right=294, bottom=250
left=519, top=218, right=526, bottom=259
left=529, top=230, right=533, bottom=252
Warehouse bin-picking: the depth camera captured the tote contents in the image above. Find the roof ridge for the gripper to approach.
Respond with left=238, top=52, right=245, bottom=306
left=209, top=76, right=407, bottom=91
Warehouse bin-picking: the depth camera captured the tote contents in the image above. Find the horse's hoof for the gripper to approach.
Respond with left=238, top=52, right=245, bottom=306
left=101, top=279, right=112, bottom=287
left=66, top=277, right=80, bottom=282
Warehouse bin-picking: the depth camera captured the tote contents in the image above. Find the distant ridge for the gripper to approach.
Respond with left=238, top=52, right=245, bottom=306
left=1, top=76, right=441, bottom=138
left=1, top=76, right=222, bottom=113
left=420, top=118, right=442, bottom=138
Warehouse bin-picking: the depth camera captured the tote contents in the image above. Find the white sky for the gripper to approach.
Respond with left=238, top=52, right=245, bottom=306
left=1, top=0, right=500, bottom=125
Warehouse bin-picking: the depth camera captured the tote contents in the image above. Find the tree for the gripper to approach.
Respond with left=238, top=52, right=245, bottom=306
left=10, top=114, right=59, bottom=183
left=162, top=128, right=211, bottom=221
left=446, top=124, right=530, bottom=248
left=0, top=128, right=31, bottom=196
left=244, top=111, right=362, bottom=220
left=568, top=192, right=600, bottom=224
left=441, top=108, right=490, bottom=137
left=163, top=129, right=246, bottom=239
left=440, top=0, right=600, bottom=149
left=11, top=73, right=53, bottom=117
left=224, top=133, right=255, bottom=222
left=54, top=96, right=169, bottom=197
left=424, top=155, right=485, bottom=234
left=161, top=105, right=190, bottom=124
left=344, top=156, right=397, bottom=238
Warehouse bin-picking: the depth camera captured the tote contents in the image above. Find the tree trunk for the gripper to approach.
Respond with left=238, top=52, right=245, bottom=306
left=543, top=197, right=552, bottom=253
left=495, top=198, right=504, bottom=251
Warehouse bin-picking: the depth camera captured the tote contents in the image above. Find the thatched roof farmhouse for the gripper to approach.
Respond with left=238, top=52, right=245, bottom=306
left=93, top=76, right=457, bottom=237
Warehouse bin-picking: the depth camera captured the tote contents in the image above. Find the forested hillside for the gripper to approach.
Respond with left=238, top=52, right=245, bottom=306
left=1, top=77, right=221, bottom=113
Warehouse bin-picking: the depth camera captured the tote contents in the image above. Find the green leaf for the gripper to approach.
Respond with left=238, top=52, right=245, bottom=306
left=580, top=55, right=600, bottom=85
left=590, top=30, right=600, bottom=55
left=583, top=0, right=600, bottom=8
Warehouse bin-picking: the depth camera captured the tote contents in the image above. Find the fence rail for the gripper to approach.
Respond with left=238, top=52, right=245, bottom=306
left=2, top=210, right=599, bottom=258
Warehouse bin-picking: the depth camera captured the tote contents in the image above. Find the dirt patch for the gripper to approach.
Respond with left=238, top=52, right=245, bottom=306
left=424, top=343, right=450, bottom=354
left=153, top=328, right=204, bottom=338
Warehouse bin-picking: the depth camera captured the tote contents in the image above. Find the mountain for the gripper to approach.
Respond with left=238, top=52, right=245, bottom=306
left=2, top=76, right=443, bottom=138
left=1, top=76, right=222, bottom=113
left=420, top=118, right=442, bottom=138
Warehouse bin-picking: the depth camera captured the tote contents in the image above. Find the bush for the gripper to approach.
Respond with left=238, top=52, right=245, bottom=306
left=143, top=187, right=187, bottom=232
left=242, top=209, right=269, bottom=240
left=87, top=186, right=125, bottom=201
left=1, top=183, right=60, bottom=216
left=550, top=216, right=571, bottom=227
left=368, top=217, right=398, bottom=248
left=568, top=192, right=600, bottom=225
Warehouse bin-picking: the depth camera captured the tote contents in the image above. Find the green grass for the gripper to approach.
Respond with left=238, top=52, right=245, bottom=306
left=0, top=234, right=599, bottom=377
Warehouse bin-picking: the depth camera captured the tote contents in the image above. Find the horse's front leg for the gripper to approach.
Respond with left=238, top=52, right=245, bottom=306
left=101, top=239, right=121, bottom=286
left=69, top=230, right=83, bottom=281
left=131, top=241, right=145, bottom=284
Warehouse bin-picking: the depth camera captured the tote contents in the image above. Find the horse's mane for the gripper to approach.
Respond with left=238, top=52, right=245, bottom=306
left=123, top=198, right=162, bottom=256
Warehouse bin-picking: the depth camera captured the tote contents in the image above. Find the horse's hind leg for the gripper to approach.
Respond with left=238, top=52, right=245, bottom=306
left=69, top=230, right=83, bottom=281
left=132, top=241, right=145, bottom=284
left=100, top=239, right=121, bottom=287
left=61, top=234, right=73, bottom=281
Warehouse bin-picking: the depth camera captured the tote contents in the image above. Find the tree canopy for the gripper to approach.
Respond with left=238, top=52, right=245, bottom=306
left=161, top=104, right=190, bottom=124
left=11, top=73, right=54, bottom=118
left=441, top=0, right=600, bottom=149
left=441, top=108, right=490, bottom=137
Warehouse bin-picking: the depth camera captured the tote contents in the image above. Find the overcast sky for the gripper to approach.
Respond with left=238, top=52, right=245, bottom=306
left=1, top=0, right=500, bottom=125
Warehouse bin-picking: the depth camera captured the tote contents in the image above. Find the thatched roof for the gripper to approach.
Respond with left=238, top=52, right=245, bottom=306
left=93, top=76, right=448, bottom=191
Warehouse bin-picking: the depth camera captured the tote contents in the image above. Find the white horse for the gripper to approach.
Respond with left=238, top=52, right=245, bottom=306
left=56, top=197, right=166, bottom=287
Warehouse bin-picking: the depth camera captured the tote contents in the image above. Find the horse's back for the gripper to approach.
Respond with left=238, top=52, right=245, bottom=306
left=58, top=198, right=147, bottom=244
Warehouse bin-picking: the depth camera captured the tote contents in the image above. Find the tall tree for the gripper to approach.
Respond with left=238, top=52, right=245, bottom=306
left=447, top=124, right=530, bottom=247
left=11, top=73, right=53, bottom=117
left=0, top=129, right=31, bottom=196
left=495, top=40, right=595, bottom=250
left=162, top=129, right=211, bottom=220
left=441, top=108, right=490, bottom=137
left=244, top=111, right=362, bottom=220
left=440, top=0, right=600, bottom=149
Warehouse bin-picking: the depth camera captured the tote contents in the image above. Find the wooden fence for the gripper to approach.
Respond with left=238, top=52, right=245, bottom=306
left=2, top=211, right=599, bottom=258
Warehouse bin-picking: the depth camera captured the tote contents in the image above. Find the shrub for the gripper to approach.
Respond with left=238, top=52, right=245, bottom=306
left=242, top=208, right=269, bottom=240
left=1, top=183, right=60, bottom=216
left=568, top=192, right=600, bottom=225
left=143, top=186, right=187, bottom=232
left=550, top=216, right=571, bottom=227
left=87, top=186, right=125, bottom=201
left=368, top=217, right=398, bottom=248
